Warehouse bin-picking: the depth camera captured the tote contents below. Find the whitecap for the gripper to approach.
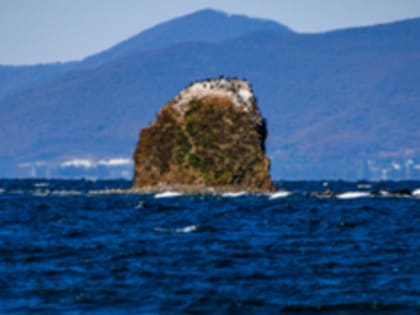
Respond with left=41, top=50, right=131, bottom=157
left=88, top=189, right=133, bottom=195
left=154, top=225, right=199, bottom=233
left=336, top=191, right=371, bottom=199
left=32, top=190, right=50, bottom=197
left=412, top=188, right=420, bottom=197
left=221, top=191, right=247, bottom=198
left=135, top=201, right=144, bottom=209
left=0, top=188, right=4, bottom=194
left=175, top=225, right=199, bottom=233
left=268, top=190, right=292, bottom=199
left=34, top=182, right=49, bottom=188
left=51, top=190, right=83, bottom=196
left=155, top=191, right=184, bottom=199
left=357, top=184, right=372, bottom=189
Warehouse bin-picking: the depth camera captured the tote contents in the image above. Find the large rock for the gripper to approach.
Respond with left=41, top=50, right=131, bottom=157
left=133, top=78, right=275, bottom=193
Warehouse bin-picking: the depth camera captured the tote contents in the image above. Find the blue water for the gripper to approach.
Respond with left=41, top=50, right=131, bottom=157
left=0, top=179, right=419, bottom=314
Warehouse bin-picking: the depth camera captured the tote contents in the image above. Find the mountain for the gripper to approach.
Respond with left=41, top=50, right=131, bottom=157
left=0, top=9, right=290, bottom=99
left=83, top=8, right=291, bottom=66
left=0, top=63, right=72, bottom=100
left=0, top=11, right=419, bottom=179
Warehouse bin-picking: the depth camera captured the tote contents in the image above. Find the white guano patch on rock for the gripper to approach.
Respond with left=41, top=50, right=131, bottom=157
left=172, top=78, right=256, bottom=114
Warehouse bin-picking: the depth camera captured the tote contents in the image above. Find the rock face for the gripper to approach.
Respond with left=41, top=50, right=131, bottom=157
left=133, top=78, right=275, bottom=193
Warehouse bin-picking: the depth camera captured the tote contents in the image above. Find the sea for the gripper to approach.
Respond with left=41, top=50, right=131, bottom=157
left=0, top=179, right=418, bottom=314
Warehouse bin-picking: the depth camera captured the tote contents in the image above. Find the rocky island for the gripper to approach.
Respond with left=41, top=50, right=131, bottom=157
left=132, top=77, right=276, bottom=193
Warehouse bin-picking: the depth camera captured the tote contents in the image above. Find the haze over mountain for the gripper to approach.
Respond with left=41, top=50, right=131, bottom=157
left=1, top=9, right=419, bottom=179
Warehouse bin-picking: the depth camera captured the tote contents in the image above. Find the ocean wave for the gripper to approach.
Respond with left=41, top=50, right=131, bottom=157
left=268, top=190, right=292, bottom=199
left=31, top=189, right=86, bottom=197
left=135, top=201, right=145, bottom=209
left=221, top=191, right=247, bottom=198
left=357, top=183, right=372, bottom=189
left=155, top=191, right=184, bottom=198
left=175, top=225, right=199, bottom=233
left=336, top=191, right=372, bottom=199
left=2, top=181, right=419, bottom=200
left=88, top=189, right=134, bottom=195
left=0, top=178, right=418, bottom=312
left=154, top=224, right=199, bottom=233
left=51, top=190, right=83, bottom=196
left=32, top=190, right=50, bottom=197
left=34, top=182, right=49, bottom=188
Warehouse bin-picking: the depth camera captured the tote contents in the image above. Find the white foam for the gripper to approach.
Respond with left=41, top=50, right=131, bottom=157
left=34, top=182, right=49, bottom=188
left=357, top=184, right=372, bottom=189
left=377, top=190, right=391, bottom=196
left=175, top=225, right=199, bottom=233
left=135, top=201, right=144, bottom=209
left=336, top=191, right=371, bottom=199
left=222, top=191, right=247, bottom=198
left=88, top=189, right=134, bottom=195
left=51, top=190, right=83, bottom=196
left=0, top=188, right=4, bottom=194
left=412, top=188, right=420, bottom=197
left=269, top=190, right=292, bottom=199
left=155, top=191, right=184, bottom=199
left=154, top=224, right=199, bottom=233
left=32, top=190, right=50, bottom=197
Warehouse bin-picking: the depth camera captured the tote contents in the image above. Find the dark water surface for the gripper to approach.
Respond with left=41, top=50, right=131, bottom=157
left=0, top=180, right=419, bottom=314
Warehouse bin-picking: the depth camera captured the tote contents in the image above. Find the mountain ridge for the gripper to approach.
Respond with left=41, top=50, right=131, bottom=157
left=0, top=9, right=290, bottom=99
left=82, top=8, right=292, bottom=66
left=1, top=11, right=419, bottom=179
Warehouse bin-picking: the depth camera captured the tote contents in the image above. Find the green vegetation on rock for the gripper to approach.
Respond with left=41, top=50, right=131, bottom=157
left=133, top=78, right=275, bottom=193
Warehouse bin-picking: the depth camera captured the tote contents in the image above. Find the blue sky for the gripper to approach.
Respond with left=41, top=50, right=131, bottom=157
left=1, top=0, right=420, bottom=65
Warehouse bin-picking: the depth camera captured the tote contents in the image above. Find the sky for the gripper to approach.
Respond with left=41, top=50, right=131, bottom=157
left=1, top=0, right=420, bottom=65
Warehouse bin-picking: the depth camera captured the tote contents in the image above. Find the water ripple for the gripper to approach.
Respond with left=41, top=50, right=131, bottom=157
left=0, top=179, right=419, bottom=314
